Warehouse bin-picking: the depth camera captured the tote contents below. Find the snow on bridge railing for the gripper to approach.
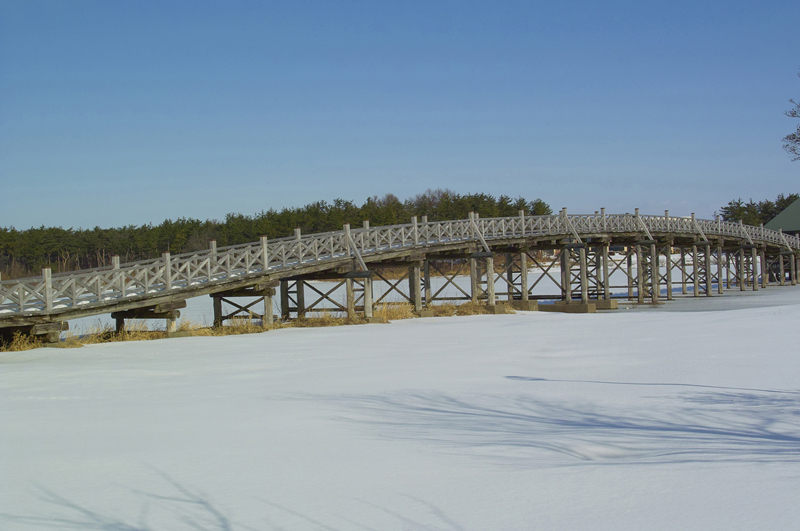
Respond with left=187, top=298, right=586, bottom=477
left=1, top=212, right=798, bottom=318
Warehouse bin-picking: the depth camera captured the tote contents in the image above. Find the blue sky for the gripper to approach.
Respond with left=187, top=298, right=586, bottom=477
left=1, top=0, right=798, bottom=229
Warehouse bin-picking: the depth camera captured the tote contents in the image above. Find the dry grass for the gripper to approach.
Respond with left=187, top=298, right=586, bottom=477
left=0, top=331, right=42, bottom=352
left=192, top=318, right=284, bottom=336
left=1, top=301, right=512, bottom=352
left=373, top=303, right=416, bottom=321
left=428, top=302, right=515, bottom=317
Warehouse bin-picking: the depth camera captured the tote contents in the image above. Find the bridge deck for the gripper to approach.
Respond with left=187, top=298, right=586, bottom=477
left=1, top=211, right=797, bottom=327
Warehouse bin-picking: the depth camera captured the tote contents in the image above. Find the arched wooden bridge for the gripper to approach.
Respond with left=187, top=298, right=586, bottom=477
left=2, top=209, right=799, bottom=341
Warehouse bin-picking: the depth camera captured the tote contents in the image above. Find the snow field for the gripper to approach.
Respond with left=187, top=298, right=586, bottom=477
left=2, top=286, right=800, bottom=529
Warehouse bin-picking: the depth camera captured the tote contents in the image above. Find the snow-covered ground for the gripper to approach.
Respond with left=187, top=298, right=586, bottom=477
left=2, top=286, right=800, bottom=530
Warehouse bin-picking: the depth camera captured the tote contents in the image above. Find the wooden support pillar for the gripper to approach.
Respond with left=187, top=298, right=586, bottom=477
left=363, top=275, right=373, bottom=318
left=520, top=252, right=529, bottom=302
left=263, top=291, right=274, bottom=326
left=213, top=296, right=223, bottom=327
left=779, top=255, right=786, bottom=286
left=627, top=249, right=634, bottom=300
left=716, top=246, right=724, bottom=295
left=115, top=317, right=125, bottom=333
left=704, top=245, right=712, bottom=297
left=296, top=280, right=306, bottom=318
left=759, top=249, right=767, bottom=288
left=791, top=253, right=797, bottom=286
left=485, top=255, right=496, bottom=305
left=280, top=280, right=290, bottom=319
left=650, top=242, right=658, bottom=303
left=469, top=256, right=479, bottom=303
left=579, top=246, right=589, bottom=304
left=601, top=244, right=610, bottom=301
left=692, top=245, right=699, bottom=297
left=424, top=259, right=432, bottom=307
left=738, top=249, right=746, bottom=291
left=408, top=263, right=422, bottom=312
left=794, top=254, right=800, bottom=282
left=346, top=278, right=356, bottom=318
left=166, top=315, right=177, bottom=333
left=726, top=252, right=733, bottom=289
left=680, top=248, right=687, bottom=295
left=563, top=249, right=572, bottom=302
left=636, top=244, right=645, bottom=304
left=665, top=244, right=673, bottom=301
left=506, top=254, right=515, bottom=301
left=751, top=247, right=759, bottom=291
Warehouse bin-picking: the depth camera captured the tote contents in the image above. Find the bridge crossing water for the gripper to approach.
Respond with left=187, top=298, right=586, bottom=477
left=2, top=209, right=798, bottom=341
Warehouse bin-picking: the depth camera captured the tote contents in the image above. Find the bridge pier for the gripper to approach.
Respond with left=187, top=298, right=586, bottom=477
left=661, top=241, right=674, bottom=301
left=344, top=272, right=374, bottom=319
left=690, top=242, right=713, bottom=297
left=635, top=241, right=658, bottom=304
left=467, top=252, right=496, bottom=306
left=491, top=251, right=536, bottom=310
left=0, top=321, right=69, bottom=345
left=111, top=300, right=186, bottom=335
left=210, top=282, right=277, bottom=328
left=280, top=279, right=307, bottom=319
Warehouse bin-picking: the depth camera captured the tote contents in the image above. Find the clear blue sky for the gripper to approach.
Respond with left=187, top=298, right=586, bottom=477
left=1, top=0, right=798, bottom=229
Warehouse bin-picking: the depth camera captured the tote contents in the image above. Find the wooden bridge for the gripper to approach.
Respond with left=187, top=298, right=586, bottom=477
left=2, top=209, right=799, bottom=342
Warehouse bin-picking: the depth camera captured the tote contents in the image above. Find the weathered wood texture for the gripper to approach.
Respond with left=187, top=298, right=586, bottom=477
left=1, top=211, right=798, bottom=326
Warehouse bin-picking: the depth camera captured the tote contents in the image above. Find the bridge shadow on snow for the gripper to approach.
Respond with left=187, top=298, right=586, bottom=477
left=330, top=385, right=800, bottom=465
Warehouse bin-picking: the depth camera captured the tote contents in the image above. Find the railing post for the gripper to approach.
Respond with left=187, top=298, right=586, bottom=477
left=163, top=252, right=172, bottom=291
left=468, top=211, right=475, bottom=239
left=112, top=255, right=124, bottom=297
left=260, top=236, right=269, bottom=270
left=665, top=210, right=670, bottom=231
left=43, top=267, right=53, bottom=312
left=601, top=207, right=607, bottom=231
left=294, top=228, right=301, bottom=240
left=519, top=209, right=525, bottom=236
left=344, top=223, right=351, bottom=253
left=411, top=216, right=419, bottom=245
left=208, top=240, right=217, bottom=281
left=421, top=216, right=428, bottom=243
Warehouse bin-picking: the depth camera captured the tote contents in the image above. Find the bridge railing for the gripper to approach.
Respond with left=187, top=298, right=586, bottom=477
left=1, top=213, right=798, bottom=318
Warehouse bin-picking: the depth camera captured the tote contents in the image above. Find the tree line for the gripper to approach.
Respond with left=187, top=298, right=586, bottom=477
left=0, top=190, right=551, bottom=279
left=718, top=193, right=798, bottom=227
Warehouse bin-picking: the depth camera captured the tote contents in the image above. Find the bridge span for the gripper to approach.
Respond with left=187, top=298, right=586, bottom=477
left=2, top=209, right=799, bottom=341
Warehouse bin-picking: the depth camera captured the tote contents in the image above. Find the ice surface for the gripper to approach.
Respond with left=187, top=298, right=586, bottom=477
left=2, top=285, right=800, bottom=529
